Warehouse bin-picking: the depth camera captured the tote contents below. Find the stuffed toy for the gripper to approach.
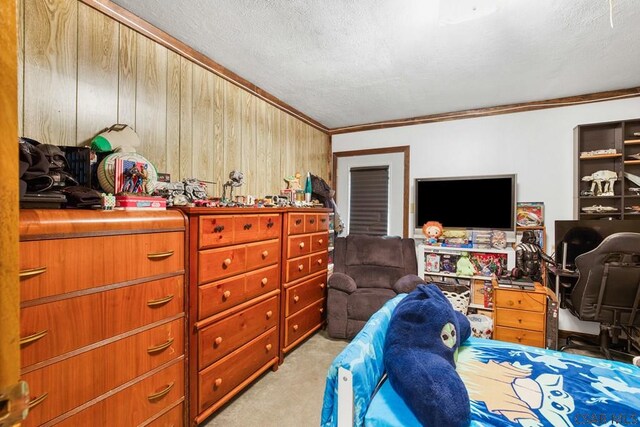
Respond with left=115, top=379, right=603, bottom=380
left=384, top=284, right=471, bottom=427
left=456, top=251, right=476, bottom=277
left=422, top=221, right=443, bottom=244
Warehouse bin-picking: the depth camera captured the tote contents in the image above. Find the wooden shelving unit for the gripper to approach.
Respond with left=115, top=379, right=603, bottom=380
left=574, top=119, right=640, bottom=220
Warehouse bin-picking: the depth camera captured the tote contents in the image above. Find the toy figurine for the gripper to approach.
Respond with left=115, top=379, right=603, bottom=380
left=422, top=221, right=443, bottom=244
left=284, top=172, right=302, bottom=191
left=222, top=170, right=245, bottom=201
left=456, top=252, right=476, bottom=277
left=581, top=170, right=617, bottom=196
left=514, top=230, right=556, bottom=282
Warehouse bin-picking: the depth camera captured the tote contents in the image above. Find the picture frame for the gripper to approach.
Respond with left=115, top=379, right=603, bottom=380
left=516, top=202, right=544, bottom=227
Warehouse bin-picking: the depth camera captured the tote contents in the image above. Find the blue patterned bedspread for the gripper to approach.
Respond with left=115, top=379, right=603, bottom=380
left=366, top=338, right=640, bottom=426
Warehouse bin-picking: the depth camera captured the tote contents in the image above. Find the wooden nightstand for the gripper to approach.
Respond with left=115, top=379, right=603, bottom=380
left=493, top=282, right=548, bottom=348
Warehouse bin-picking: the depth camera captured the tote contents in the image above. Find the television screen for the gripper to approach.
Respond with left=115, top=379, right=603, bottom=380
left=415, top=174, right=516, bottom=231
left=555, top=220, right=640, bottom=269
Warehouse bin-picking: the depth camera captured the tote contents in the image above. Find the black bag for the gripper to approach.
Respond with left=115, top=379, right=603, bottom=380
left=19, top=138, right=78, bottom=195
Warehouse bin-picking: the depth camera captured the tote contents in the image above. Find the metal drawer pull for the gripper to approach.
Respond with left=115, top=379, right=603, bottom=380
left=214, top=378, right=223, bottom=388
left=243, top=223, right=253, bottom=230
left=293, top=295, right=300, bottom=303
left=223, top=290, right=231, bottom=300
left=262, top=250, right=269, bottom=258
left=295, top=219, right=302, bottom=225
left=147, top=250, right=174, bottom=260
left=147, top=295, right=174, bottom=307
left=261, top=278, right=268, bottom=285
left=265, top=343, right=272, bottom=351
left=147, top=338, right=174, bottom=354
left=20, top=330, right=48, bottom=346
left=19, top=266, right=47, bottom=278
left=214, top=337, right=223, bottom=346
left=28, top=392, right=48, bottom=410
left=299, top=242, right=305, bottom=248
left=319, top=307, right=324, bottom=313
left=266, top=310, right=273, bottom=319
left=223, top=258, right=232, bottom=267
left=214, top=225, right=225, bottom=233
left=148, top=382, right=174, bottom=401
left=266, top=220, right=274, bottom=228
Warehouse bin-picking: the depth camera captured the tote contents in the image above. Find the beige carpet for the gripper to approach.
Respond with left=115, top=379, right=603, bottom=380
left=202, top=330, right=348, bottom=427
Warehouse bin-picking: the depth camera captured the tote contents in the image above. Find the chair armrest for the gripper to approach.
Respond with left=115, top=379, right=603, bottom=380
left=328, top=273, right=357, bottom=294
left=392, top=274, right=426, bottom=294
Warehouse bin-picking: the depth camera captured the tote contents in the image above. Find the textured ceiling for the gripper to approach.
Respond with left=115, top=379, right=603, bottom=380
left=113, top=0, right=640, bottom=129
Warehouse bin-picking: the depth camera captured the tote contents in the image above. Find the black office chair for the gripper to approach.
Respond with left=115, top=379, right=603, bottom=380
left=561, top=232, right=640, bottom=360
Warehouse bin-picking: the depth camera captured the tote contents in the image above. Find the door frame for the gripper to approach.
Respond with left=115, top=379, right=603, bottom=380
left=333, top=146, right=410, bottom=237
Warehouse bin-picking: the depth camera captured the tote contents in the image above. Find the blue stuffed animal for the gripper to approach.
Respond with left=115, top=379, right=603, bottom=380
left=384, top=284, right=472, bottom=427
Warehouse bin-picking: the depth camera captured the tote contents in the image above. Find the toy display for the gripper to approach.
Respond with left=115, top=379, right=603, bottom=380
left=516, top=202, right=544, bottom=226
left=440, top=253, right=459, bottom=273
left=284, top=172, right=302, bottom=190
left=625, top=171, right=640, bottom=187
left=455, top=252, right=476, bottom=277
left=581, top=169, right=618, bottom=196
left=422, top=221, right=443, bottom=244
left=469, top=252, right=506, bottom=277
left=441, top=229, right=471, bottom=247
left=513, top=230, right=556, bottom=282
left=490, top=230, right=507, bottom=249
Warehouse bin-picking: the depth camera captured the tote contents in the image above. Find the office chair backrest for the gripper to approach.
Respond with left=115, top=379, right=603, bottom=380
left=571, top=232, right=640, bottom=326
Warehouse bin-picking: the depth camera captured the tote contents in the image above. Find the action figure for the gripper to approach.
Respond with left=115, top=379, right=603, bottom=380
left=514, top=230, right=556, bottom=282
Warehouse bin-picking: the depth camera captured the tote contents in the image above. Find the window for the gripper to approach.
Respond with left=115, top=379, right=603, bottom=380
left=349, top=166, right=389, bottom=236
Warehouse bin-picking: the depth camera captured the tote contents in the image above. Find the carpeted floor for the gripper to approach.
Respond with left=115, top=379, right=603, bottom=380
left=202, top=330, right=348, bottom=427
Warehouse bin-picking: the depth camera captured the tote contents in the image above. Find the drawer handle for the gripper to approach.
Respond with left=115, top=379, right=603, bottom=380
left=310, top=218, right=316, bottom=224
left=223, top=290, right=231, bottom=300
left=518, top=318, right=522, bottom=324
left=147, top=294, right=174, bottom=307
left=244, top=223, right=253, bottom=230
left=147, top=250, right=174, bottom=260
left=293, top=324, right=299, bottom=331
left=508, top=300, right=514, bottom=306
left=262, top=250, right=269, bottom=258
left=147, top=338, right=174, bottom=354
left=516, top=337, right=522, bottom=342
left=321, top=218, right=327, bottom=223
left=261, top=278, right=268, bottom=286
left=214, top=225, right=225, bottom=233
left=317, top=259, right=323, bottom=265
left=518, top=300, right=522, bottom=305
left=267, top=220, right=275, bottom=228
left=265, top=343, right=272, bottom=351
left=20, top=330, right=48, bottom=346
left=298, top=264, right=304, bottom=271
left=148, top=382, right=174, bottom=401
left=266, top=310, right=273, bottom=319
left=319, top=307, right=324, bottom=313
left=318, top=239, right=324, bottom=245
left=214, top=378, right=223, bottom=388
left=320, top=283, right=326, bottom=289
left=28, top=392, right=48, bottom=410
left=19, top=266, right=47, bottom=278
left=295, top=219, right=302, bottom=225
left=293, top=295, right=300, bottom=303
left=299, top=242, right=305, bottom=249
left=214, top=336, right=223, bottom=346
left=223, top=258, right=232, bottom=267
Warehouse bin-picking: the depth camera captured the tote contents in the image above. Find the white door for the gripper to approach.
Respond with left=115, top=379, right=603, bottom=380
left=335, top=151, right=405, bottom=237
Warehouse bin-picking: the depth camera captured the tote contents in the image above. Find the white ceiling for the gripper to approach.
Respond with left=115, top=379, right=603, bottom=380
left=113, top=0, right=640, bottom=130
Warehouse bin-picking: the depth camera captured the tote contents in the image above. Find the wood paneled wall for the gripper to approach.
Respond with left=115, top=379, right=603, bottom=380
left=17, top=0, right=331, bottom=197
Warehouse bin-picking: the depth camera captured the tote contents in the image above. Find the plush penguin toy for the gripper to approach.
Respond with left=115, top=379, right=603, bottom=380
left=384, top=284, right=472, bottom=427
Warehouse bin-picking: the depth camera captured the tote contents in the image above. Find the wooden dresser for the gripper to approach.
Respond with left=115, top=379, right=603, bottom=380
left=280, top=209, right=330, bottom=359
left=19, top=209, right=187, bottom=426
left=180, top=208, right=282, bottom=425
left=493, top=282, right=547, bottom=348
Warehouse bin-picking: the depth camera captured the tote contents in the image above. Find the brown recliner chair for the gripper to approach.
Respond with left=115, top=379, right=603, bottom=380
left=327, top=235, right=424, bottom=339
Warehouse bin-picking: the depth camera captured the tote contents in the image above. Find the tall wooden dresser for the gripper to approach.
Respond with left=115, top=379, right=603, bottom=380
left=19, top=209, right=187, bottom=426
left=280, top=208, right=331, bottom=359
left=180, top=208, right=282, bottom=425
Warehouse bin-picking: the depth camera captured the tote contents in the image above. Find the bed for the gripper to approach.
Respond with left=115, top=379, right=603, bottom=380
left=321, top=294, right=640, bottom=427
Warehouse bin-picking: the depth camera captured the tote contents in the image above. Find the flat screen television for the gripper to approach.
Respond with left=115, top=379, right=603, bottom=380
left=554, top=220, right=640, bottom=270
left=415, top=174, right=516, bottom=231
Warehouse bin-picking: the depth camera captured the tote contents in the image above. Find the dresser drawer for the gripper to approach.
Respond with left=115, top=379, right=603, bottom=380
left=198, top=328, right=278, bottom=413
left=495, top=308, right=545, bottom=332
left=286, top=273, right=327, bottom=317
left=21, top=276, right=183, bottom=367
left=284, top=299, right=325, bottom=349
left=287, top=234, right=311, bottom=258
left=494, top=289, right=546, bottom=312
left=198, top=275, right=246, bottom=320
left=198, top=297, right=278, bottom=369
left=287, top=213, right=306, bottom=235
left=310, top=232, right=329, bottom=253
left=245, top=265, right=280, bottom=301
left=246, top=239, right=280, bottom=271
left=199, top=216, right=235, bottom=248
left=198, top=245, right=247, bottom=284
left=233, top=215, right=262, bottom=244
left=23, top=319, right=183, bottom=426
left=20, top=232, right=184, bottom=301
left=257, top=214, right=280, bottom=241
left=317, top=214, right=330, bottom=231
left=285, top=255, right=311, bottom=283
left=304, top=213, right=319, bottom=233
left=54, top=362, right=184, bottom=427
left=310, top=251, right=328, bottom=275
left=494, top=326, right=545, bottom=348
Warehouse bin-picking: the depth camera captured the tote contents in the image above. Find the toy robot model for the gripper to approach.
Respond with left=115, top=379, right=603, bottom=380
left=514, top=230, right=556, bottom=282
left=222, top=170, right=245, bottom=201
